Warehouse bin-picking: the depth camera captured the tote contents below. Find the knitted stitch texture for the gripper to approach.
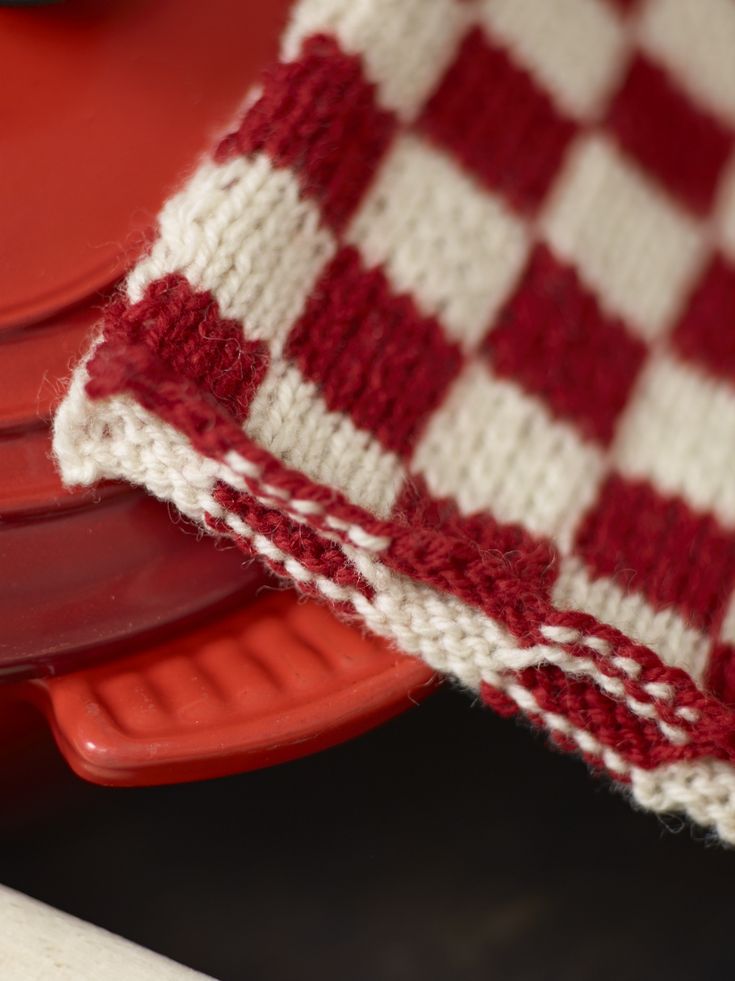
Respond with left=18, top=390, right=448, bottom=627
left=54, top=0, right=735, bottom=841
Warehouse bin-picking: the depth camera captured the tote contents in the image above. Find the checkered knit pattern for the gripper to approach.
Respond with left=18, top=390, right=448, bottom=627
left=54, top=0, right=735, bottom=840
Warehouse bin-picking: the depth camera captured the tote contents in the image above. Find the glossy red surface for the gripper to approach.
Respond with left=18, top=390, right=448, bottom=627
left=0, top=0, right=290, bottom=328
left=0, top=289, right=270, bottom=680
left=21, top=593, right=437, bottom=786
left=0, top=489, right=269, bottom=679
left=0, top=0, right=290, bottom=677
left=0, top=0, right=436, bottom=781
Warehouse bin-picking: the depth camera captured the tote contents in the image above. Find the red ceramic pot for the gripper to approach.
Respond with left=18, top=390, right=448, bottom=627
left=0, top=0, right=435, bottom=786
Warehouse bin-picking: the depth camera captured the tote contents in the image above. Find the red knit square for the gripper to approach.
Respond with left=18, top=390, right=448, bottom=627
left=216, top=35, right=397, bottom=231
left=419, top=26, right=576, bottom=213
left=575, top=474, right=735, bottom=631
left=485, top=245, right=647, bottom=445
left=673, top=254, right=735, bottom=385
left=285, top=247, right=463, bottom=456
left=111, top=274, right=269, bottom=424
left=393, top=474, right=559, bottom=598
left=708, top=641, right=735, bottom=704
left=606, top=54, right=733, bottom=215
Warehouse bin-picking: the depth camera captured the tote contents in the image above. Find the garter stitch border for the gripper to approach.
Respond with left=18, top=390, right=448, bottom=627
left=54, top=0, right=735, bottom=842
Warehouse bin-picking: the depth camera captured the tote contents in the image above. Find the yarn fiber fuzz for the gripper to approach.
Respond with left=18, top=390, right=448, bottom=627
left=54, top=0, right=735, bottom=842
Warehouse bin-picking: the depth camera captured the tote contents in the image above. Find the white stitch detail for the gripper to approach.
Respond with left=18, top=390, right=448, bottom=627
left=612, top=656, right=643, bottom=678
left=659, top=723, right=690, bottom=746
left=643, top=682, right=675, bottom=701
left=584, top=635, right=612, bottom=655
left=540, top=624, right=582, bottom=644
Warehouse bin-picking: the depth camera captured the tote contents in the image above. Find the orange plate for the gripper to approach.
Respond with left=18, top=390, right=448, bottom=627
left=18, top=593, right=438, bottom=786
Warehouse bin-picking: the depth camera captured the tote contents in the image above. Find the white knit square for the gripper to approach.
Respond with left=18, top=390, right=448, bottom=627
left=542, top=136, right=705, bottom=341
left=411, top=362, right=604, bottom=545
left=479, top=0, right=628, bottom=119
left=126, top=155, right=336, bottom=356
left=281, top=0, right=471, bottom=120
left=553, top=558, right=710, bottom=683
left=245, top=362, right=405, bottom=518
left=614, top=354, right=735, bottom=527
left=720, top=591, right=735, bottom=647
left=348, top=135, right=529, bottom=351
left=640, top=0, right=735, bottom=126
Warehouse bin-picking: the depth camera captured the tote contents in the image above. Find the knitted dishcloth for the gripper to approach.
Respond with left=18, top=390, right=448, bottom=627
left=54, top=0, right=735, bottom=841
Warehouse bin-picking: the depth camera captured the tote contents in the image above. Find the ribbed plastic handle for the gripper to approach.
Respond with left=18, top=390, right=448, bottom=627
left=17, top=593, right=436, bottom=786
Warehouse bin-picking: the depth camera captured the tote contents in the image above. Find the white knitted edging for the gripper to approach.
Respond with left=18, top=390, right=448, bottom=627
left=52, top=359, right=234, bottom=522
left=53, top=359, right=391, bottom=554
left=54, top=365, right=733, bottom=842
left=225, top=511, right=735, bottom=843
left=631, top=760, right=735, bottom=844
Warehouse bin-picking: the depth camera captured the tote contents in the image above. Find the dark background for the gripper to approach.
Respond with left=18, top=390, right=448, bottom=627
left=1, top=685, right=734, bottom=981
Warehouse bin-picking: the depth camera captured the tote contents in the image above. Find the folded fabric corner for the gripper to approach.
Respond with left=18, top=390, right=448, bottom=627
left=54, top=0, right=735, bottom=843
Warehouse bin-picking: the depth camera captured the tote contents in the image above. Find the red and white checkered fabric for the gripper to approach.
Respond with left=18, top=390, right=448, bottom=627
left=55, top=0, right=735, bottom=841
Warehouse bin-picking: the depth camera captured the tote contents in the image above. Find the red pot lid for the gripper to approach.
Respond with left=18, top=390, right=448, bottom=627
left=0, top=0, right=435, bottom=783
left=0, top=0, right=288, bottom=328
